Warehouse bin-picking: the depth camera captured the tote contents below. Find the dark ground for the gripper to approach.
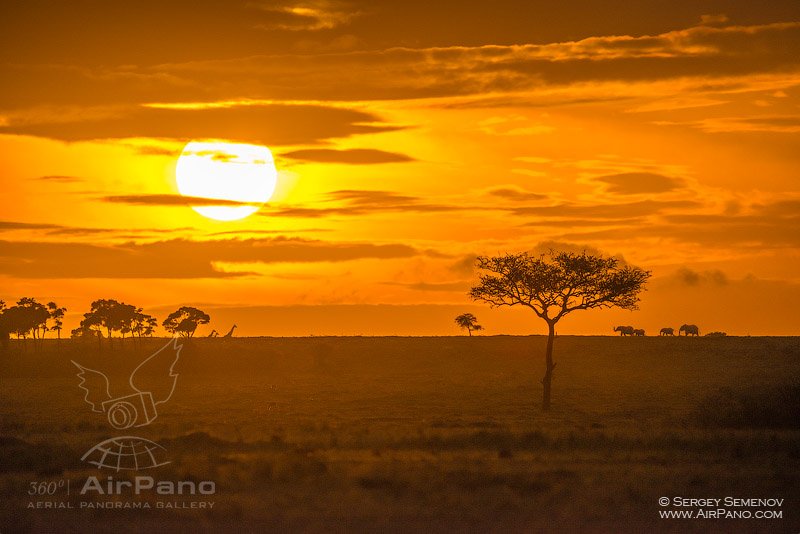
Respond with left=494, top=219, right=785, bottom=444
left=1, top=335, right=798, bottom=533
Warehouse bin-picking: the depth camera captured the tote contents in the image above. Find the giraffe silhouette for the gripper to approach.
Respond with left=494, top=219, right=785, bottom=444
left=207, top=330, right=218, bottom=338
left=222, top=325, right=237, bottom=338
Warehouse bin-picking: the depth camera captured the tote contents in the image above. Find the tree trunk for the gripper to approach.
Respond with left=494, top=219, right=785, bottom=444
left=541, top=321, right=557, bottom=411
left=468, top=328, right=472, bottom=337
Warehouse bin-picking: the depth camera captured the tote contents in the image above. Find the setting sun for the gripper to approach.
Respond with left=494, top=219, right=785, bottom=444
left=175, top=141, right=278, bottom=221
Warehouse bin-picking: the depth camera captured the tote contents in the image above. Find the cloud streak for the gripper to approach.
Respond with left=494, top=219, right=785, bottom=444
left=0, top=237, right=421, bottom=279
left=591, top=172, right=684, bottom=195
left=556, top=198, right=800, bottom=248
left=657, top=115, right=800, bottom=133
left=261, top=189, right=467, bottom=218
left=101, top=194, right=261, bottom=207
left=34, top=175, right=84, bottom=183
left=513, top=199, right=702, bottom=220
left=486, top=186, right=549, bottom=202
left=0, top=103, right=401, bottom=145
left=280, top=148, right=414, bottom=164
left=2, top=20, right=798, bottom=112
left=0, top=219, right=194, bottom=237
left=251, top=0, right=359, bottom=31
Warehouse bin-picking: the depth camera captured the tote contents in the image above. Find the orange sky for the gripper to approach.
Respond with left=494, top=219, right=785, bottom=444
left=1, top=1, right=799, bottom=335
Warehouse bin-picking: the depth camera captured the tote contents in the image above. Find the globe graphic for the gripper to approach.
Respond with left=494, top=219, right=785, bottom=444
left=81, top=436, right=170, bottom=472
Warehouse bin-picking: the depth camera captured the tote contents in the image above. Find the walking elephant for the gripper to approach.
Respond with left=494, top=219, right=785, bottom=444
left=614, top=325, right=635, bottom=336
left=679, top=324, right=700, bottom=336
left=659, top=327, right=675, bottom=336
left=633, top=329, right=645, bottom=336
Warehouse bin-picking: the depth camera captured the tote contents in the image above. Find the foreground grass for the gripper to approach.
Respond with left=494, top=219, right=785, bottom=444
left=1, top=336, right=798, bottom=533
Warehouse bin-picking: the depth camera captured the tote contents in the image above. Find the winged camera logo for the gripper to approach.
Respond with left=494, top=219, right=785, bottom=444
left=71, top=338, right=182, bottom=472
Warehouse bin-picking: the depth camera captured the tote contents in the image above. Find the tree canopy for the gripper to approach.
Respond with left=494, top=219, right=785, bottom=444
left=162, top=306, right=210, bottom=338
left=2, top=297, right=51, bottom=339
left=47, top=302, right=67, bottom=339
left=470, top=251, right=650, bottom=324
left=83, top=299, right=137, bottom=339
left=454, top=313, right=483, bottom=336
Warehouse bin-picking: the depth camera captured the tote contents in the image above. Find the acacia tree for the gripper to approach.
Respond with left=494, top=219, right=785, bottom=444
left=2, top=298, right=50, bottom=347
left=47, top=302, right=67, bottom=340
left=70, top=323, right=93, bottom=341
left=454, top=313, right=483, bottom=336
left=470, top=250, right=650, bottom=410
left=113, top=302, right=137, bottom=342
left=81, top=299, right=137, bottom=347
left=143, top=315, right=158, bottom=337
left=16, top=297, right=50, bottom=340
left=75, top=311, right=104, bottom=349
left=162, top=306, right=210, bottom=338
left=131, top=308, right=157, bottom=339
left=85, top=299, right=121, bottom=341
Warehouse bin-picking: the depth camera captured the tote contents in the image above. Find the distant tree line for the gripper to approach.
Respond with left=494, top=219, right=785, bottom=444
left=0, top=297, right=210, bottom=350
left=70, top=299, right=158, bottom=347
left=0, top=298, right=66, bottom=345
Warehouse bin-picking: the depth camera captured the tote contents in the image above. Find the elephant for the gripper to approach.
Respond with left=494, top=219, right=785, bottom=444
left=679, top=324, right=700, bottom=336
left=614, top=325, right=635, bottom=336
left=659, top=327, right=675, bottom=336
left=633, top=329, right=645, bottom=336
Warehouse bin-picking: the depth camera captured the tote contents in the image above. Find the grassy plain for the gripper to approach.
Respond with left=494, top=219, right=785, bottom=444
left=1, top=336, right=799, bottom=533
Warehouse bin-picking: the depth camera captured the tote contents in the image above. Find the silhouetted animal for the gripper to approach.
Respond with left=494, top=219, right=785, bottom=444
left=222, top=325, right=237, bottom=338
left=679, top=324, right=700, bottom=336
left=659, top=327, right=675, bottom=336
left=207, top=330, right=218, bottom=338
left=614, top=325, right=635, bottom=336
left=633, top=329, right=645, bottom=336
